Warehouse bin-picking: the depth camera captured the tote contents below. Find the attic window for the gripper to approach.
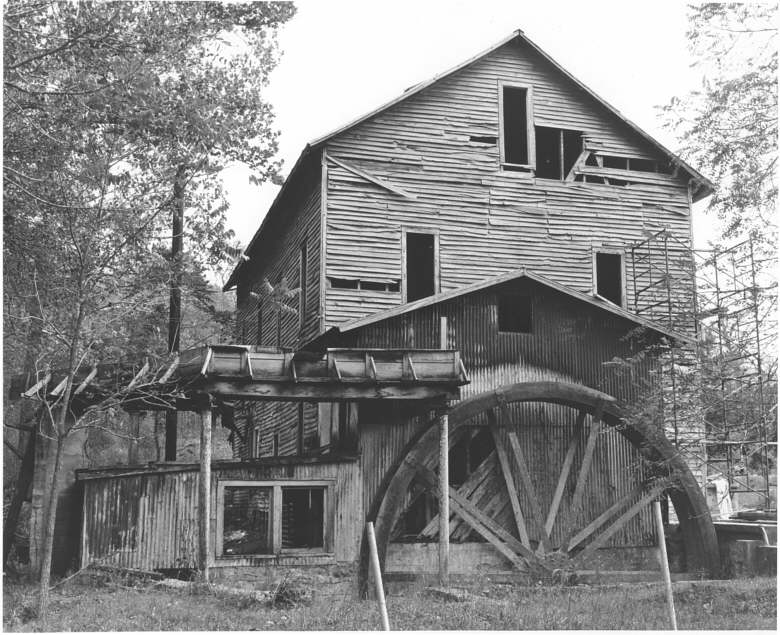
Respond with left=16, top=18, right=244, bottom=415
left=328, top=277, right=400, bottom=292
left=595, top=252, right=624, bottom=307
left=404, top=231, right=438, bottom=302
left=535, top=127, right=584, bottom=180
left=498, top=294, right=532, bottom=333
left=500, top=84, right=533, bottom=167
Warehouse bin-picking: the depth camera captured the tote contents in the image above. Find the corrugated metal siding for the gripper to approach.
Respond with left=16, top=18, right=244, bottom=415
left=80, top=459, right=361, bottom=570
left=342, top=280, right=661, bottom=547
left=323, top=39, right=694, bottom=327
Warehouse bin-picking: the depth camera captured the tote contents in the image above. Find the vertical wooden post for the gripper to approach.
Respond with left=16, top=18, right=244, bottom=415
left=199, top=401, right=212, bottom=582
left=366, top=521, right=390, bottom=631
left=128, top=411, right=141, bottom=465
left=438, top=411, right=450, bottom=587
left=439, top=315, right=448, bottom=349
left=653, top=500, right=677, bottom=630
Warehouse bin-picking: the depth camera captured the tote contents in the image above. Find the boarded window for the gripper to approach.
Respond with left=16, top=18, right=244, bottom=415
left=535, top=126, right=583, bottom=180
left=498, top=294, right=532, bottom=333
left=405, top=232, right=436, bottom=302
left=502, top=86, right=529, bottom=165
left=596, top=252, right=623, bottom=306
left=222, top=486, right=272, bottom=556
left=281, top=487, right=324, bottom=549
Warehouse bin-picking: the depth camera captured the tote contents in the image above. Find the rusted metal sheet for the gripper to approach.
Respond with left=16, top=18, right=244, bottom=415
left=79, top=458, right=362, bottom=571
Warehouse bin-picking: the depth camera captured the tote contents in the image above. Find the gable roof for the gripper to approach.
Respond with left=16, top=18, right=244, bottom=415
left=225, top=29, right=714, bottom=291
left=314, top=267, right=695, bottom=347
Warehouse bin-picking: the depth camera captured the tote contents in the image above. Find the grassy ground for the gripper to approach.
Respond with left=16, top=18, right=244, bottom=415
left=3, top=571, right=776, bottom=631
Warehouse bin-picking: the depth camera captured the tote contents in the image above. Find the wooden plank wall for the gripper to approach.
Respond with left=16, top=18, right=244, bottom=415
left=80, top=459, right=362, bottom=570
left=322, top=39, right=694, bottom=329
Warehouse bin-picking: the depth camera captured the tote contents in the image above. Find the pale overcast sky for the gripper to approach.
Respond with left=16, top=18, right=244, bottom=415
left=222, top=0, right=713, bottom=249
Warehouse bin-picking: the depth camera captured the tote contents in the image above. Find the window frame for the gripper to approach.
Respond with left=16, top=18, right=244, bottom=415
left=498, top=81, right=536, bottom=170
left=216, top=479, right=335, bottom=559
left=592, top=248, right=626, bottom=308
left=401, top=227, right=440, bottom=303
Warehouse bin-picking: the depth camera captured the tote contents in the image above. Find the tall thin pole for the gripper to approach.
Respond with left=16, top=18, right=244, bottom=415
left=165, top=165, right=186, bottom=461
left=438, top=411, right=450, bottom=587
left=366, top=522, right=390, bottom=631
left=199, top=400, right=212, bottom=582
left=653, top=500, right=677, bottom=630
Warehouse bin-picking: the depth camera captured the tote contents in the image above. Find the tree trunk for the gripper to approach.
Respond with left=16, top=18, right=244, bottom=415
left=165, top=164, right=186, bottom=461
left=36, top=432, right=64, bottom=618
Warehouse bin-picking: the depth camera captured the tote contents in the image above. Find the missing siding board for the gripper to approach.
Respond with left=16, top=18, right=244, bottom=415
left=469, top=135, right=497, bottom=144
left=405, top=232, right=437, bottom=302
left=328, top=277, right=400, bottom=292
left=502, top=86, right=529, bottom=165
left=595, top=252, right=624, bottom=307
left=498, top=294, right=532, bottom=333
left=534, top=126, right=583, bottom=180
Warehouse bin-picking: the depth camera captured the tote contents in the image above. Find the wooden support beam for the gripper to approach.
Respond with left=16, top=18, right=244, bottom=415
left=198, top=402, right=212, bottom=581
left=506, top=426, right=552, bottom=552
left=567, top=482, right=647, bottom=552
left=438, top=412, right=449, bottom=586
left=488, top=411, right=531, bottom=550
left=126, top=359, right=150, bottom=392
left=567, top=402, right=605, bottom=530
left=327, top=154, right=417, bottom=200
left=73, top=366, right=99, bottom=395
left=157, top=356, right=179, bottom=384
left=545, top=410, right=586, bottom=537
left=572, top=481, right=666, bottom=564
left=48, top=376, right=68, bottom=397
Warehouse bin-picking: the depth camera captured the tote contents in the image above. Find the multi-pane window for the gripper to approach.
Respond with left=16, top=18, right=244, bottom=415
left=218, top=481, right=331, bottom=558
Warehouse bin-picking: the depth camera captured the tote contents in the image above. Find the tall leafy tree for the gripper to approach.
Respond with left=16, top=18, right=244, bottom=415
left=663, top=3, right=777, bottom=250
left=3, top=0, right=295, bottom=614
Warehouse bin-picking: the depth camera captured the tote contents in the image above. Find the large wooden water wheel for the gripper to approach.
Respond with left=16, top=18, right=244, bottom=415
left=361, top=382, right=719, bottom=590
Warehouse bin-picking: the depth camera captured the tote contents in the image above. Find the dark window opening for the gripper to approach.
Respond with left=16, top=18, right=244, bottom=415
left=502, top=86, right=528, bottom=165
left=281, top=487, right=324, bottom=549
left=628, top=158, right=656, bottom=173
left=406, top=232, right=436, bottom=301
left=498, top=294, right=533, bottom=333
left=535, top=127, right=584, bottom=180
left=596, top=252, right=623, bottom=306
left=328, top=277, right=400, bottom=292
left=603, top=155, right=628, bottom=170
left=329, top=277, right=359, bottom=290
left=222, top=486, right=272, bottom=556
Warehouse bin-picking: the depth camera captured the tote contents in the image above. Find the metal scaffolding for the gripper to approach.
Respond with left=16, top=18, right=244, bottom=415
left=630, top=230, right=777, bottom=510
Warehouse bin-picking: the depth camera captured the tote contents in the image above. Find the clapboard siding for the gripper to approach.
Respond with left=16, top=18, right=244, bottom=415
left=236, top=170, right=322, bottom=348
left=323, top=40, right=694, bottom=328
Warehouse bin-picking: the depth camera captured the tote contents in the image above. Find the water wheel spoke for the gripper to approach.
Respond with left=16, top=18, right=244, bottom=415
left=544, top=409, right=586, bottom=538
left=505, top=425, right=552, bottom=552
left=571, top=480, right=668, bottom=564
left=417, top=450, right=497, bottom=539
left=413, top=463, right=545, bottom=571
left=563, top=401, right=605, bottom=544
left=488, top=410, right=531, bottom=550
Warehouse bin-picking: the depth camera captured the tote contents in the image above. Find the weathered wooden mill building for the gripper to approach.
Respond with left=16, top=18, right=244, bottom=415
left=67, top=29, right=721, bottom=584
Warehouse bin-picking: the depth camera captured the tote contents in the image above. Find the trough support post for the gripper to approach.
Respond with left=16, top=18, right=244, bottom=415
left=438, top=409, right=450, bottom=586
left=198, top=396, right=213, bottom=582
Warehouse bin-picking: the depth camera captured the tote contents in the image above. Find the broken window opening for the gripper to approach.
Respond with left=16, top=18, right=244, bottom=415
left=281, top=487, right=324, bottom=550
left=498, top=294, right=533, bottom=333
left=405, top=232, right=437, bottom=302
left=595, top=252, right=624, bottom=307
left=535, top=127, right=583, bottom=180
left=328, top=277, right=400, bottom=292
left=222, top=486, right=272, bottom=556
left=501, top=85, right=530, bottom=166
